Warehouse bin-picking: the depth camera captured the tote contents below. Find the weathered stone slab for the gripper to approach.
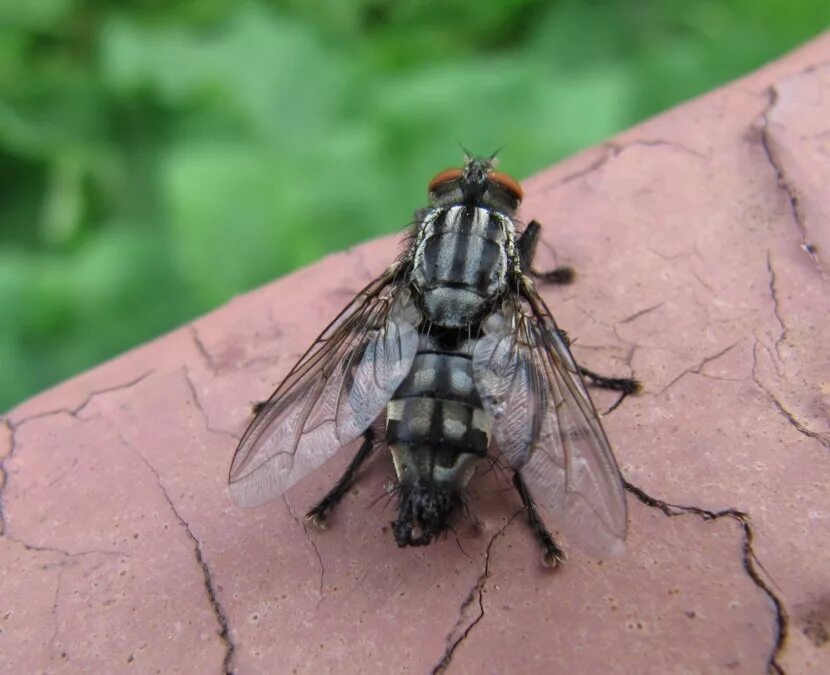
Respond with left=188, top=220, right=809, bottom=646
left=3, top=33, right=829, bottom=675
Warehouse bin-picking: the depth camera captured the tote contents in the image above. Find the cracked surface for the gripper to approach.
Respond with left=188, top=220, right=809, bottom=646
left=622, top=481, right=787, bottom=674
left=2, top=34, right=830, bottom=674
left=282, top=495, right=325, bottom=605
left=120, top=431, right=235, bottom=672
left=431, top=511, right=522, bottom=675
left=0, top=387, right=229, bottom=672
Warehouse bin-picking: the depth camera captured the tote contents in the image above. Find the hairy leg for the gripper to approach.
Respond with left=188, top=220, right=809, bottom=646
left=517, top=220, right=575, bottom=284
left=556, top=330, right=642, bottom=398
left=579, top=366, right=641, bottom=395
left=305, top=428, right=376, bottom=527
left=513, top=472, right=567, bottom=568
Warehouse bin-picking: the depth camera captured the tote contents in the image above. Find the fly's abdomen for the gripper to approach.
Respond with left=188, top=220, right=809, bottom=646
left=412, top=205, right=510, bottom=327
left=386, top=345, right=491, bottom=490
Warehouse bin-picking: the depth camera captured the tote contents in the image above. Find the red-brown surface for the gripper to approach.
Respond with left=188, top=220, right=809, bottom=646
left=2, top=34, right=829, bottom=675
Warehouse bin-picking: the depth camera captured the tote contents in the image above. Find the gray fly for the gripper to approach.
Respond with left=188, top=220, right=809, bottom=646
left=228, top=154, right=640, bottom=566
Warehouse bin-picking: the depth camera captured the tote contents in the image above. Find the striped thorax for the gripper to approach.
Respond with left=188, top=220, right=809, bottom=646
left=411, top=205, right=515, bottom=328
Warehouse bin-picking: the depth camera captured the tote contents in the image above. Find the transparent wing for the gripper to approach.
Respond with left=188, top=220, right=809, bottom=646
left=473, top=285, right=627, bottom=559
left=229, top=263, right=419, bottom=507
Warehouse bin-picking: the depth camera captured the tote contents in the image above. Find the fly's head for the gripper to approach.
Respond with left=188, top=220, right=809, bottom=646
left=390, top=444, right=481, bottom=547
left=427, top=153, right=523, bottom=215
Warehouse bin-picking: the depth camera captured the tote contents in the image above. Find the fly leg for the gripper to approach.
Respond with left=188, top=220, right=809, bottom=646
left=518, top=219, right=575, bottom=284
left=513, top=472, right=567, bottom=568
left=556, top=328, right=641, bottom=403
left=305, top=428, right=376, bottom=528
left=579, top=366, right=641, bottom=395
left=520, top=221, right=641, bottom=400
left=579, top=366, right=641, bottom=414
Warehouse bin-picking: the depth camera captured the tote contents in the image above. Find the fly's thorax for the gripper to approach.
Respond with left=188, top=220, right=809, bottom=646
left=409, top=205, right=517, bottom=328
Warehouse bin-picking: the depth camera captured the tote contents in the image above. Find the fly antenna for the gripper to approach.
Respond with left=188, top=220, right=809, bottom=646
left=457, top=142, right=475, bottom=163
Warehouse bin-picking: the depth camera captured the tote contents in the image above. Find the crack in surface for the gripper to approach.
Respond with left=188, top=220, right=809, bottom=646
left=431, top=511, right=521, bottom=675
left=3, top=533, right=124, bottom=559
left=45, top=458, right=79, bottom=489
left=690, top=266, right=715, bottom=293
left=1, top=372, right=152, bottom=536
left=765, top=252, right=788, bottom=358
left=183, top=368, right=240, bottom=442
left=759, top=87, right=823, bottom=271
left=71, top=370, right=155, bottom=418
left=2, top=521, right=125, bottom=658
left=659, top=340, right=742, bottom=395
left=548, top=142, right=620, bottom=190
left=543, top=137, right=708, bottom=195
left=751, top=343, right=830, bottom=450
left=282, top=496, right=325, bottom=605
left=190, top=325, right=221, bottom=376
left=121, top=435, right=235, bottom=673
left=647, top=247, right=695, bottom=262
left=191, top=321, right=285, bottom=376
left=619, top=303, right=664, bottom=325
left=1, top=369, right=155, bottom=532
left=624, top=138, right=709, bottom=159
left=3, top=525, right=125, bottom=654
left=5, top=370, right=154, bottom=429
left=624, top=480, right=787, bottom=675
left=48, top=564, right=66, bottom=652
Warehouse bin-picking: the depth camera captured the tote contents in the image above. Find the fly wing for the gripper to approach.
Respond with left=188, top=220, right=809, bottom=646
left=228, top=263, right=419, bottom=507
left=472, top=311, right=544, bottom=469
left=473, top=290, right=627, bottom=559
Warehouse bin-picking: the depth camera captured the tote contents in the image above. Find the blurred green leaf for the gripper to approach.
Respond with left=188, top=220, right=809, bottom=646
left=0, top=0, right=72, bottom=30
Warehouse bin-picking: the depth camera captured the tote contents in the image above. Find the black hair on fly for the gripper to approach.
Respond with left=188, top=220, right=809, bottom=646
left=392, top=479, right=461, bottom=547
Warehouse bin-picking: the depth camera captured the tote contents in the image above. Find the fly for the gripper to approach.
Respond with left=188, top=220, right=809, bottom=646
left=228, top=153, right=640, bottom=566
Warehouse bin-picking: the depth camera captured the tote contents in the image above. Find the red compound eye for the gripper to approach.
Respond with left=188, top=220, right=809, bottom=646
left=428, top=168, right=463, bottom=193
left=489, top=171, right=523, bottom=202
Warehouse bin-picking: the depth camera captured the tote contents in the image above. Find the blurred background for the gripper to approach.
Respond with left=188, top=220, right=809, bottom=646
left=1, top=0, right=828, bottom=411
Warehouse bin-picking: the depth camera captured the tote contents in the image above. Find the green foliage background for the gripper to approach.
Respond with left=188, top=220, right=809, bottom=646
left=1, top=0, right=828, bottom=411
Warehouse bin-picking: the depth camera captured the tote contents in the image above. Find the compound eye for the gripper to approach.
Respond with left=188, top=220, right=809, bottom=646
left=428, top=168, right=463, bottom=193
left=489, top=171, right=523, bottom=202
